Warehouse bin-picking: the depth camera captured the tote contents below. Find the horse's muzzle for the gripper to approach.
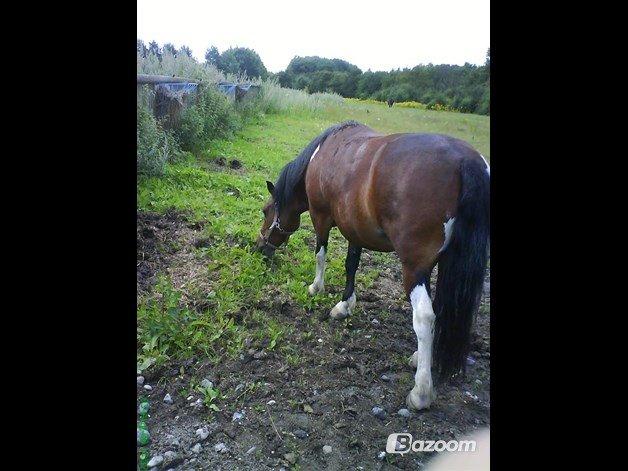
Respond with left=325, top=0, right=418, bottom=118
left=254, top=237, right=276, bottom=258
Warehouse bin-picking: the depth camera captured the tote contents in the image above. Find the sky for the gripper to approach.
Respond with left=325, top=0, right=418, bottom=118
left=137, top=0, right=489, bottom=73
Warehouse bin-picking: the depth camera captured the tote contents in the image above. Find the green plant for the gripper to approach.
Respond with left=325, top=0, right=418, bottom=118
left=137, top=101, right=179, bottom=176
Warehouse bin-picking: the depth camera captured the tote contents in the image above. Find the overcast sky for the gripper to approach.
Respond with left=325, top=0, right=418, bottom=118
left=137, top=0, right=489, bottom=73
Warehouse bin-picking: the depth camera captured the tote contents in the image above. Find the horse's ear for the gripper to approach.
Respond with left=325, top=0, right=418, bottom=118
left=266, top=181, right=275, bottom=195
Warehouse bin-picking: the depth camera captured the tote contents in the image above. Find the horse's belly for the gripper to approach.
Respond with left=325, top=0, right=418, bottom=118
left=335, top=220, right=395, bottom=252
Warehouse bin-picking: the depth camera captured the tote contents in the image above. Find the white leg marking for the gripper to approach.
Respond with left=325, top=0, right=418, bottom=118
left=330, top=292, right=356, bottom=320
left=309, top=144, right=321, bottom=162
left=308, top=246, right=326, bottom=295
left=480, top=154, right=490, bottom=176
left=439, top=217, right=455, bottom=254
left=406, top=284, right=436, bottom=410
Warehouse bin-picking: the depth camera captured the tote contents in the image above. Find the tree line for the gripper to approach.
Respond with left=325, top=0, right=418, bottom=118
left=137, top=40, right=489, bottom=115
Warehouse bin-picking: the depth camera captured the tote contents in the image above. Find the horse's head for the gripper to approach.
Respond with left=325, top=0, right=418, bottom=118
left=255, top=180, right=298, bottom=257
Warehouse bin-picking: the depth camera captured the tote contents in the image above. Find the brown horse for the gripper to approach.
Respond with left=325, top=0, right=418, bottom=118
left=256, top=121, right=490, bottom=410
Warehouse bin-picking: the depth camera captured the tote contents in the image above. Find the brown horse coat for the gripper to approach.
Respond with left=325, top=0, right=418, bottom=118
left=257, top=121, right=490, bottom=410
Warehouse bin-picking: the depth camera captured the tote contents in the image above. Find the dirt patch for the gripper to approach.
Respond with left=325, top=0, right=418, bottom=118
left=138, top=245, right=490, bottom=470
left=137, top=210, right=210, bottom=295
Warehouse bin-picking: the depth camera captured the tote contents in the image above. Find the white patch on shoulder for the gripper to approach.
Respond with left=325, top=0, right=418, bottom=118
left=310, top=144, right=321, bottom=162
left=480, top=154, right=490, bottom=176
left=439, top=217, right=455, bottom=254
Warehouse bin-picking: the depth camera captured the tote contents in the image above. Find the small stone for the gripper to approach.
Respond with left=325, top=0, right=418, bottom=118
left=234, top=383, right=245, bottom=393
left=200, top=379, right=213, bottom=389
left=466, top=356, right=476, bottom=366
left=380, top=374, right=390, bottom=382
left=144, top=384, right=153, bottom=391
left=371, top=406, right=387, bottom=420
left=196, top=427, right=209, bottom=441
left=322, top=445, right=332, bottom=454
left=163, top=450, right=177, bottom=461
left=371, top=318, right=380, bottom=326
left=147, top=455, right=163, bottom=467
left=303, top=404, right=314, bottom=414
left=187, top=396, right=194, bottom=401
left=267, top=400, right=276, bottom=405
left=246, top=446, right=257, bottom=455
left=464, top=391, right=479, bottom=401
left=232, top=411, right=245, bottom=422
left=137, top=376, right=145, bottom=385
left=191, top=443, right=202, bottom=454
left=163, top=393, right=173, bottom=404
left=253, top=351, right=268, bottom=360
left=294, top=429, right=308, bottom=439
left=398, top=408, right=411, bottom=418
left=214, top=442, right=228, bottom=453
left=378, top=451, right=386, bottom=460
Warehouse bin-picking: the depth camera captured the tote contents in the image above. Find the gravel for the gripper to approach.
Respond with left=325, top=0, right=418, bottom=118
left=214, top=442, right=228, bottom=453
left=195, top=427, right=210, bottom=441
left=371, top=406, right=387, bottom=420
left=147, top=455, right=163, bottom=468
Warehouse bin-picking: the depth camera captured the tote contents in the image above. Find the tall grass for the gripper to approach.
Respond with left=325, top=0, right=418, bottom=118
left=137, top=47, right=346, bottom=175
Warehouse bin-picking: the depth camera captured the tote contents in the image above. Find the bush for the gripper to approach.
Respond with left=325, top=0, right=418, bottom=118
left=175, top=84, right=239, bottom=151
left=137, top=103, right=179, bottom=176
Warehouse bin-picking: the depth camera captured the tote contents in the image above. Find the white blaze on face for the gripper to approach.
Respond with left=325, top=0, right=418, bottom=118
left=308, top=246, right=326, bottom=295
left=310, top=144, right=321, bottom=162
left=439, top=217, right=455, bottom=254
left=406, top=283, right=435, bottom=410
left=480, top=154, right=490, bottom=176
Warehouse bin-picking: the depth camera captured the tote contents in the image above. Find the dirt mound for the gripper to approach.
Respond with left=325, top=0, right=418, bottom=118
left=137, top=210, right=205, bottom=293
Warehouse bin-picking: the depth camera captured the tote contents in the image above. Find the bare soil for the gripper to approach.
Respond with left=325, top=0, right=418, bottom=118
left=137, top=211, right=490, bottom=470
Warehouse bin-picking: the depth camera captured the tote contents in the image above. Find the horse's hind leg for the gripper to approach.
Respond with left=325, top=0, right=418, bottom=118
left=402, top=262, right=437, bottom=410
left=330, top=243, right=362, bottom=320
left=308, top=212, right=333, bottom=295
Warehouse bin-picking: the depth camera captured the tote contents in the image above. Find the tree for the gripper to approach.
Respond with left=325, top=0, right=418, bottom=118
left=137, top=39, right=147, bottom=57
left=179, top=45, right=193, bottom=57
left=205, top=46, right=220, bottom=67
left=147, top=41, right=161, bottom=60
left=163, top=43, right=178, bottom=56
left=217, top=47, right=268, bottom=79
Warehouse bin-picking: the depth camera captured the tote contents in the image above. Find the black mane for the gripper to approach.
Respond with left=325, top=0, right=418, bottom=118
left=273, top=121, right=361, bottom=210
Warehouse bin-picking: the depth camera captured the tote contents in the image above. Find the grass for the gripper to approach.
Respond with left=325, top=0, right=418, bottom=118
left=137, top=99, right=489, bottom=372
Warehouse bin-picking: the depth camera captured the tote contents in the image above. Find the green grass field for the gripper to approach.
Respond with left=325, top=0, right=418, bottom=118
left=137, top=99, right=490, bottom=372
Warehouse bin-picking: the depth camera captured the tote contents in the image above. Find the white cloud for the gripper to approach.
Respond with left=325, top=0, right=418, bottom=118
left=137, top=0, right=489, bottom=72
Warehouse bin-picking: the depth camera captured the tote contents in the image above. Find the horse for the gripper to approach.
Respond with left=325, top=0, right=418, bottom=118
left=255, top=121, right=490, bottom=410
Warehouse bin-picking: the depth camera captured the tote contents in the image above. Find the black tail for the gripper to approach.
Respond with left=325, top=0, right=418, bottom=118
left=433, top=157, right=490, bottom=380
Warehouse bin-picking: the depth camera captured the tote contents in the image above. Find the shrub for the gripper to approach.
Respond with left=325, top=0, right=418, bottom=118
left=137, top=102, right=179, bottom=176
left=175, top=84, right=239, bottom=151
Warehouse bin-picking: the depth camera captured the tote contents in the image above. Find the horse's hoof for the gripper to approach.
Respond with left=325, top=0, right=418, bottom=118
left=308, top=283, right=323, bottom=296
left=406, top=386, right=434, bottom=411
left=330, top=301, right=350, bottom=320
left=408, top=351, right=418, bottom=368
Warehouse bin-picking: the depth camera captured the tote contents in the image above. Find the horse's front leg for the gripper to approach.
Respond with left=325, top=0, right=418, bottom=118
left=308, top=213, right=332, bottom=295
left=330, top=243, right=362, bottom=320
